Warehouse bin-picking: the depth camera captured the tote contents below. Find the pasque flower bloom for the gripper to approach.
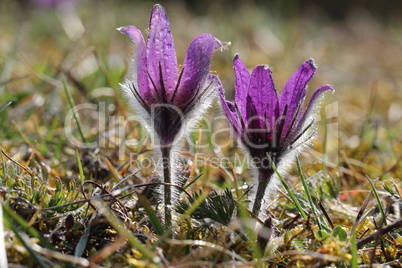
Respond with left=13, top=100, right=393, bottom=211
left=119, top=4, right=223, bottom=228
left=219, top=55, right=334, bottom=218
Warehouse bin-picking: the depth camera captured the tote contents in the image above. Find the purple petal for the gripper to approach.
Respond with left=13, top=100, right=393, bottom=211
left=118, top=25, right=154, bottom=105
left=218, top=87, right=242, bottom=135
left=174, top=33, right=221, bottom=107
left=246, top=65, right=279, bottom=132
left=233, top=54, right=251, bottom=125
left=147, top=4, right=178, bottom=99
left=279, top=58, right=316, bottom=137
left=297, top=84, right=334, bottom=130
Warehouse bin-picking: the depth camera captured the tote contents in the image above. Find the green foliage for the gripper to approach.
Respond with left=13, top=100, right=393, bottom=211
left=175, top=188, right=237, bottom=226
left=332, top=226, right=348, bottom=242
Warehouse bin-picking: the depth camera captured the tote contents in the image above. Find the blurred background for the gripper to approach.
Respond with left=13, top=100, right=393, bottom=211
left=0, top=0, right=401, bottom=175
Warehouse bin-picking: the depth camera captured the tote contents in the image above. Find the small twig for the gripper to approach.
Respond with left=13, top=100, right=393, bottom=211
left=30, top=241, right=91, bottom=267
left=1, top=149, right=33, bottom=177
left=0, top=75, right=29, bottom=86
left=265, top=250, right=343, bottom=263
left=317, top=200, right=334, bottom=229
left=88, top=235, right=126, bottom=264
left=164, top=238, right=248, bottom=263
left=358, top=258, right=402, bottom=267
left=357, top=217, right=402, bottom=248
left=11, top=120, right=33, bottom=146
left=0, top=101, right=12, bottom=115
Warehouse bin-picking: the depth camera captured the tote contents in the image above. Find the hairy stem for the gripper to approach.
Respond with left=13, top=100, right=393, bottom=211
left=252, top=168, right=274, bottom=217
left=161, top=146, right=172, bottom=231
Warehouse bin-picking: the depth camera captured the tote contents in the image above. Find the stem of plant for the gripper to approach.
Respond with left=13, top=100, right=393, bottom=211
left=252, top=169, right=274, bottom=217
left=161, top=145, right=172, bottom=232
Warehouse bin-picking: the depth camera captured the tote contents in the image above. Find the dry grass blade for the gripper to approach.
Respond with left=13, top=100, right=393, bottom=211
left=0, top=101, right=12, bottom=115
left=1, top=149, right=33, bottom=177
left=88, top=235, right=127, bottom=264
left=317, top=200, right=334, bottom=229
left=0, top=75, right=29, bottom=86
left=104, top=157, right=121, bottom=182
left=356, top=190, right=373, bottom=222
left=351, top=190, right=373, bottom=234
left=165, top=239, right=249, bottom=263
left=268, top=250, right=343, bottom=264
left=30, top=242, right=91, bottom=267
left=357, top=217, right=402, bottom=248
left=11, top=120, right=33, bottom=146
left=394, top=183, right=402, bottom=199
left=91, top=197, right=155, bottom=262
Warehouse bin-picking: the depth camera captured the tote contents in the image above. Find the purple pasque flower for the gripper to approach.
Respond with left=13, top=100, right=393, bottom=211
left=119, top=4, right=223, bottom=228
left=219, top=54, right=333, bottom=217
left=119, top=5, right=222, bottom=147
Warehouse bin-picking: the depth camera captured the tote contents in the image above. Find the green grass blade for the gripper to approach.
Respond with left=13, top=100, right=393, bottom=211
left=2, top=205, right=54, bottom=250
left=74, top=225, right=90, bottom=257
left=235, top=201, right=263, bottom=261
left=137, top=193, right=164, bottom=236
left=296, top=158, right=325, bottom=230
left=366, top=176, right=387, bottom=226
left=0, top=101, right=12, bottom=115
left=62, top=76, right=86, bottom=144
left=350, top=230, right=358, bottom=268
left=183, top=173, right=203, bottom=190
left=3, top=213, right=49, bottom=267
left=181, top=190, right=209, bottom=219
left=75, top=149, right=85, bottom=184
left=268, top=155, right=307, bottom=220
left=44, top=116, right=59, bottom=143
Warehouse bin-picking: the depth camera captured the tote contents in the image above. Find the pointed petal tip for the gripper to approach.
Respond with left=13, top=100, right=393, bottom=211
left=117, top=25, right=131, bottom=34
left=209, top=74, right=224, bottom=93
left=306, top=57, right=316, bottom=66
left=149, top=4, right=169, bottom=31
left=152, top=4, right=165, bottom=13
left=310, top=84, right=335, bottom=102
left=118, top=25, right=136, bottom=35
left=323, top=84, right=335, bottom=93
left=304, top=58, right=317, bottom=70
left=233, top=53, right=246, bottom=67
left=252, top=64, right=272, bottom=73
left=195, top=33, right=229, bottom=52
left=118, top=25, right=144, bottom=44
